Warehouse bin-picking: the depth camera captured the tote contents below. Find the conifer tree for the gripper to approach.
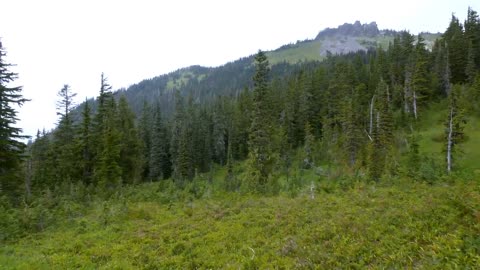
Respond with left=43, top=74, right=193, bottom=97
left=93, top=73, right=113, bottom=144
left=224, top=127, right=237, bottom=191
left=31, top=130, right=54, bottom=190
left=75, top=99, right=94, bottom=185
left=232, top=88, right=252, bottom=160
left=342, top=85, right=364, bottom=167
left=464, top=7, right=480, bottom=68
left=246, top=50, right=272, bottom=191
left=0, top=41, right=29, bottom=197
left=466, top=42, right=477, bottom=83
left=138, top=101, right=152, bottom=179
left=303, top=122, right=315, bottom=169
left=411, top=35, right=431, bottom=119
left=53, top=84, right=77, bottom=183
left=95, top=97, right=122, bottom=190
left=368, top=80, right=393, bottom=181
left=212, top=100, right=227, bottom=165
left=406, top=132, right=420, bottom=178
left=170, top=91, right=194, bottom=183
left=117, top=96, right=141, bottom=184
left=92, top=74, right=121, bottom=189
left=444, top=14, right=468, bottom=84
left=149, top=102, right=171, bottom=180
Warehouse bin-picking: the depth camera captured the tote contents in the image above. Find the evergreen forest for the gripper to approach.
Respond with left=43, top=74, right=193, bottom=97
left=1, top=8, right=480, bottom=268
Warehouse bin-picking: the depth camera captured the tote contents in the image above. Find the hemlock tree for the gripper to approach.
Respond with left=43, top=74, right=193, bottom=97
left=246, top=50, right=272, bottom=191
left=0, top=41, right=29, bottom=197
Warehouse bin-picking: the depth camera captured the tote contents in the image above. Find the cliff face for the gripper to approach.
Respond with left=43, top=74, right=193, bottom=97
left=315, top=21, right=380, bottom=39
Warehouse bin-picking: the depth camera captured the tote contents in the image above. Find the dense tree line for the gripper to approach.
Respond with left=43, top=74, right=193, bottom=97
left=1, top=8, right=480, bottom=200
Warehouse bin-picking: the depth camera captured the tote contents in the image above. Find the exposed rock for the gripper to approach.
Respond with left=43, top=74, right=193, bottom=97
left=316, top=21, right=380, bottom=39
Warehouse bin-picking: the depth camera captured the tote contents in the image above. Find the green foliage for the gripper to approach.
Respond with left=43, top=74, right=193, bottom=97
left=117, top=96, right=142, bottom=184
left=8, top=8, right=480, bottom=268
left=246, top=51, right=273, bottom=192
left=1, top=179, right=480, bottom=268
left=149, top=102, right=171, bottom=181
left=0, top=41, right=29, bottom=198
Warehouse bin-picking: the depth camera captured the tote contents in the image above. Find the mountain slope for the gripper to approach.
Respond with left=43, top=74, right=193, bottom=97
left=266, top=21, right=440, bottom=65
left=99, top=21, right=440, bottom=117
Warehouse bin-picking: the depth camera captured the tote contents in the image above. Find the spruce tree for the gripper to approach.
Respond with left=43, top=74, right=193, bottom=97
left=0, top=41, right=29, bottom=197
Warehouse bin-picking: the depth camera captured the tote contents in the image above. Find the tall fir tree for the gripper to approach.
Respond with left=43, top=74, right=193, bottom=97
left=0, top=41, right=29, bottom=197
left=53, top=84, right=77, bottom=184
left=95, top=97, right=122, bottom=191
left=246, top=50, right=272, bottom=191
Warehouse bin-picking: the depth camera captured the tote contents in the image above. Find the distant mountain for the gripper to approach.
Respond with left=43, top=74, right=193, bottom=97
left=79, top=21, right=441, bottom=118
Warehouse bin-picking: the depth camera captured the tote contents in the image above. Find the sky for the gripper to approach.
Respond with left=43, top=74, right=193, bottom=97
left=0, top=0, right=479, bottom=138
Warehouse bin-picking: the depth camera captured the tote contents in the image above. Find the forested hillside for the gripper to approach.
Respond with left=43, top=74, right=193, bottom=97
left=80, top=21, right=439, bottom=119
left=1, top=8, right=480, bottom=268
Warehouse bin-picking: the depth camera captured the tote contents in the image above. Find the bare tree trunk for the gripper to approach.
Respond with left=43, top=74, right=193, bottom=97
left=413, top=90, right=418, bottom=120
left=447, top=107, right=453, bottom=173
left=369, top=95, right=375, bottom=135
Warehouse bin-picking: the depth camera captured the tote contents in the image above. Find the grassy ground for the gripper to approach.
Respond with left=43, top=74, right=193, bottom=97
left=1, top=178, right=479, bottom=269
left=267, top=40, right=324, bottom=65
left=416, top=102, right=480, bottom=173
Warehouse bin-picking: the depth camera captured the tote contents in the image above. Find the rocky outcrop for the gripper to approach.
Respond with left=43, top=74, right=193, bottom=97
left=316, top=21, right=380, bottom=39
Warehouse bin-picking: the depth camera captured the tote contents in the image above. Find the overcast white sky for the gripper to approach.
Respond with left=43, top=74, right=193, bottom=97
left=0, top=0, right=479, bottom=138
